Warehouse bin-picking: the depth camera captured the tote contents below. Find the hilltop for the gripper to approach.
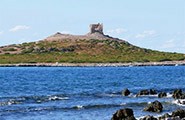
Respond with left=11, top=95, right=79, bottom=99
left=0, top=23, right=184, bottom=64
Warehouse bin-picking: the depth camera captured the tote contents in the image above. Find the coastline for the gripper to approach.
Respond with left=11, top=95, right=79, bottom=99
left=0, top=61, right=185, bottom=67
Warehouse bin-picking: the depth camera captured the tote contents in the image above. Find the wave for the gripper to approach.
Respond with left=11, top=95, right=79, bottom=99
left=73, top=103, right=126, bottom=109
left=166, top=93, right=172, bottom=98
left=0, top=90, right=176, bottom=108
left=71, top=101, right=155, bottom=110
left=0, top=94, right=69, bottom=106
left=0, top=100, right=175, bottom=116
left=96, top=93, right=121, bottom=97
left=0, top=99, right=21, bottom=106
left=0, top=103, right=127, bottom=115
left=96, top=90, right=174, bottom=98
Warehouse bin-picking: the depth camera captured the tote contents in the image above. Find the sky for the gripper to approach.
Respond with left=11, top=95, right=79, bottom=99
left=0, top=0, right=185, bottom=53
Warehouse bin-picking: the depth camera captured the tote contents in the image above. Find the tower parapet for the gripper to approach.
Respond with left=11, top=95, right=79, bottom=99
left=89, top=23, right=103, bottom=34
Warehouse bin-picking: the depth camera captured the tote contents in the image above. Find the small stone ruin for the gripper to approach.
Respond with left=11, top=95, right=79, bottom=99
left=89, top=23, right=103, bottom=34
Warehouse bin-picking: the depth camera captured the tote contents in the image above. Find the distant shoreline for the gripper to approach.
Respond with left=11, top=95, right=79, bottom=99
left=0, top=61, right=185, bottom=67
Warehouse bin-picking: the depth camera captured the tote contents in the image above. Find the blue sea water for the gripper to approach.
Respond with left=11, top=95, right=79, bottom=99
left=0, top=66, right=185, bottom=120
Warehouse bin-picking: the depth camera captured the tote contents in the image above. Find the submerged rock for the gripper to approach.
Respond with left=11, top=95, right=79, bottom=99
left=111, top=108, right=136, bottom=120
left=144, top=100, right=163, bottom=113
left=136, top=90, right=149, bottom=96
left=158, top=92, right=167, bottom=98
left=140, top=115, right=157, bottom=120
left=122, top=88, right=131, bottom=96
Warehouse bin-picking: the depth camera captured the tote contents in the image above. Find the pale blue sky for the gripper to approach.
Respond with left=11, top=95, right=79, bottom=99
left=0, top=0, right=185, bottom=53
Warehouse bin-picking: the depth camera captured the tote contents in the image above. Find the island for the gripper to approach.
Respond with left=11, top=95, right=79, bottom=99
left=0, top=23, right=184, bottom=66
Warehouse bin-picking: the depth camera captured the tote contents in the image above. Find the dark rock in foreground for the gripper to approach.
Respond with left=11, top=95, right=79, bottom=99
left=172, top=109, right=185, bottom=119
left=111, top=108, right=185, bottom=120
left=111, top=108, right=136, bottom=120
left=158, top=109, right=185, bottom=120
left=144, top=100, right=163, bottom=113
left=140, top=115, right=157, bottom=120
left=158, top=113, right=171, bottom=120
left=158, top=92, right=167, bottom=98
left=122, top=88, right=131, bottom=96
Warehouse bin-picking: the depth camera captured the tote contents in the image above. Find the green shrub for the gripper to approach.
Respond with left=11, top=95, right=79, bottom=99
left=3, top=48, right=17, bottom=51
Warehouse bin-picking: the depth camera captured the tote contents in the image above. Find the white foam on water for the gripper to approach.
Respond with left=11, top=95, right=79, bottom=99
left=136, top=112, right=172, bottom=120
left=76, top=105, right=83, bottom=109
left=166, top=93, right=172, bottom=98
left=172, top=99, right=185, bottom=106
left=137, top=116, right=146, bottom=120
left=102, top=93, right=119, bottom=97
left=120, top=103, right=126, bottom=106
left=48, top=96, right=69, bottom=101
left=5, top=100, right=20, bottom=106
left=148, top=94, right=158, bottom=97
left=7, top=101, right=13, bottom=105
left=128, top=93, right=134, bottom=97
left=134, top=94, right=158, bottom=98
left=147, top=101, right=151, bottom=104
left=34, top=107, right=44, bottom=111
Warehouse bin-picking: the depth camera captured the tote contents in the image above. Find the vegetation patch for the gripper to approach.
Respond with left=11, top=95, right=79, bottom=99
left=0, top=39, right=184, bottom=64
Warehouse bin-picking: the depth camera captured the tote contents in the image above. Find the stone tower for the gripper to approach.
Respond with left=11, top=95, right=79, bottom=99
left=89, top=23, right=103, bottom=34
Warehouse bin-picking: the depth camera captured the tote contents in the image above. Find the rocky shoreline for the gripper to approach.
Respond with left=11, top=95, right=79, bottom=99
left=0, top=61, right=185, bottom=67
left=112, top=88, right=185, bottom=120
left=112, top=108, right=185, bottom=120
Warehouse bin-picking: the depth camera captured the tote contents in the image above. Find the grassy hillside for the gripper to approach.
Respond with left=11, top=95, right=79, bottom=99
left=0, top=39, right=184, bottom=64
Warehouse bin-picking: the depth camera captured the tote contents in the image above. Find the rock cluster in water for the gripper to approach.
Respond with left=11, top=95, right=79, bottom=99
left=143, top=100, right=163, bottom=113
left=112, top=88, right=185, bottom=120
left=158, top=109, right=185, bottom=119
left=136, top=89, right=157, bottom=96
left=172, top=89, right=185, bottom=99
left=111, top=108, right=136, bottom=120
left=122, top=88, right=131, bottom=96
left=111, top=108, right=185, bottom=120
left=140, top=115, right=157, bottom=120
left=158, top=92, right=167, bottom=98
left=112, top=108, right=185, bottom=120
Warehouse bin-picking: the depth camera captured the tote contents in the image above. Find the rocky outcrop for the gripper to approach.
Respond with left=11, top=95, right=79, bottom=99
left=111, top=108, right=185, bottom=120
left=172, top=89, right=185, bottom=99
left=140, top=115, right=157, bottom=120
left=122, top=88, right=131, bottom=96
left=45, top=30, right=124, bottom=42
left=158, top=92, right=167, bottom=98
left=158, top=113, right=171, bottom=120
left=158, top=109, right=185, bottom=120
left=149, top=89, right=157, bottom=95
left=136, top=89, right=158, bottom=96
left=171, top=109, right=185, bottom=119
left=143, top=100, right=163, bottom=113
left=136, top=90, right=149, bottom=96
left=111, top=108, right=136, bottom=120
left=177, top=99, right=185, bottom=105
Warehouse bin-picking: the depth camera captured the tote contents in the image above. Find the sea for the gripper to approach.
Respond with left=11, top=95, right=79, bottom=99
left=0, top=66, right=185, bottom=120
